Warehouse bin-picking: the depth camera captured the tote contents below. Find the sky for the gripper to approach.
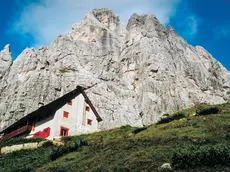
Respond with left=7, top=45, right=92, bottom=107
left=0, top=0, right=229, bottom=70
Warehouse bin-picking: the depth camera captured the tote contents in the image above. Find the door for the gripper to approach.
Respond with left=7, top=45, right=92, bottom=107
left=60, top=126, right=69, bottom=137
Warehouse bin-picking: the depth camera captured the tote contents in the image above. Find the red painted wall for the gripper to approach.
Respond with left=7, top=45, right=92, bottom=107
left=33, top=127, right=50, bottom=139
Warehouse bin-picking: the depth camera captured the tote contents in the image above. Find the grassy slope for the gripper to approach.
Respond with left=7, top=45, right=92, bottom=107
left=1, top=103, right=230, bottom=172
left=0, top=148, right=53, bottom=172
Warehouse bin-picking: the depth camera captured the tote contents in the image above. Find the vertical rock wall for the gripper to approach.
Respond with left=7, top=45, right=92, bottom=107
left=0, top=9, right=229, bottom=130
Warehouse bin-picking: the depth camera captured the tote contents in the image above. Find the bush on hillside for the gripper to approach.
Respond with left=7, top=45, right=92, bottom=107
left=15, top=167, right=33, bottom=172
left=157, top=112, right=186, bottom=124
left=172, top=144, right=230, bottom=169
left=92, top=167, right=108, bottom=172
left=196, top=106, right=221, bottom=116
left=120, top=125, right=132, bottom=129
left=112, top=165, right=134, bottom=172
left=132, top=127, right=147, bottom=134
left=92, top=166, right=134, bottom=172
left=48, top=166, right=72, bottom=172
left=225, top=133, right=230, bottom=140
left=62, top=136, right=87, bottom=145
left=41, top=140, right=53, bottom=148
left=50, top=136, right=86, bottom=161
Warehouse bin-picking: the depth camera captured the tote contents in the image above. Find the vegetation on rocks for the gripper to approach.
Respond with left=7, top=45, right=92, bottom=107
left=196, top=106, right=221, bottom=116
left=1, top=103, right=230, bottom=172
left=157, top=112, right=186, bottom=124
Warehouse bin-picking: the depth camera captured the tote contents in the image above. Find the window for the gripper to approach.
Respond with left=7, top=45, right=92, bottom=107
left=68, top=101, right=72, bottom=106
left=87, top=119, right=92, bottom=125
left=63, top=111, right=69, bottom=118
left=86, top=106, right=90, bottom=112
left=60, top=127, right=69, bottom=137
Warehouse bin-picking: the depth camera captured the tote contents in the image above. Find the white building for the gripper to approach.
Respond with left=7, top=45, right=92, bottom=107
left=0, top=86, right=102, bottom=141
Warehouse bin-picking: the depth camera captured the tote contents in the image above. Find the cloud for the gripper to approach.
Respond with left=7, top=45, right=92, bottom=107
left=174, top=13, right=200, bottom=40
left=215, top=26, right=230, bottom=39
left=8, top=0, right=182, bottom=49
left=186, top=15, right=199, bottom=37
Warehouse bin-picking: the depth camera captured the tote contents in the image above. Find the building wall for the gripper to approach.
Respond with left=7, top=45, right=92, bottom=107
left=72, top=94, right=98, bottom=134
left=28, top=93, right=99, bottom=139
left=29, top=115, right=55, bottom=139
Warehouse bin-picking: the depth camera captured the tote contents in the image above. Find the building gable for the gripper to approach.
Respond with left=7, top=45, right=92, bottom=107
left=0, top=86, right=102, bottom=142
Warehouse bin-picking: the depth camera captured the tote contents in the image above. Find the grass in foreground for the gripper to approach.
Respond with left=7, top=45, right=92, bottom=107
left=1, top=103, right=230, bottom=172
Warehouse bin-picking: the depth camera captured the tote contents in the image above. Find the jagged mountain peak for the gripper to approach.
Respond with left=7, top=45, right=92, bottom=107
left=0, top=44, right=12, bottom=79
left=127, top=13, right=160, bottom=30
left=1, top=44, right=12, bottom=60
left=78, top=8, right=121, bottom=33
left=3, top=44, right=11, bottom=53
left=0, top=9, right=229, bottom=131
left=91, top=8, right=120, bottom=27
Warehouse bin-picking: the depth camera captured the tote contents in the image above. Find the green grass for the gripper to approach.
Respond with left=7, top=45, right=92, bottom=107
left=0, top=147, right=53, bottom=172
left=0, top=136, right=84, bottom=172
left=1, top=103, right=230, bottom=172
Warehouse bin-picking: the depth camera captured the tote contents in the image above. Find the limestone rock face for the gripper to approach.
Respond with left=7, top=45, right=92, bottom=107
left=0, top=44, right=12, bottom=79
left=0, top=9, right=230, bottom=130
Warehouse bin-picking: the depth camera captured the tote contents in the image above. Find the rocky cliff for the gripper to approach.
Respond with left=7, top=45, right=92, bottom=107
left=0, top=9, right=230, bottom=130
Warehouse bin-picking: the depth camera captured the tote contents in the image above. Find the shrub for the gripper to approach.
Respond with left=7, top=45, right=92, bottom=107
left=48, top=166, right=70, bottom=172
left=225, top=133, right=230, bottom=140
left=50, top=147, right=67, bottom=161
left=157, top=112, right=186, bottom=124
left=92, top=166, right=136, bottom=172
left=172, top=144, right=230, bottom=169
left=196, top=106, right=221, bottom=116
left=120, top=125, right=132, bottom=129
left=92, top=167, right=108, bottom=172
left=50, top=136, right=86, bottom=161
left=15, top=167, right=33, bottom=172
left=132, top=127, right=147, bottom=134
left=157, top=118, right=171, bottom=124
left=171, top=112, right=186, bottom=120
left=112, top=165, right=133, bottom=172
left=62, top=136, right=86, bottom=145
left=41, top=141, right=53, bottom=148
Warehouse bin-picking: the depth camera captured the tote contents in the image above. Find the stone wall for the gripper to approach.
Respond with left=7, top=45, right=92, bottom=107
left=1, top=142, right=44, bottom=154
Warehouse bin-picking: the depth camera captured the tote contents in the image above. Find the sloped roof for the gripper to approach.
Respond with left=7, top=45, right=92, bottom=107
left=0, top=86, right=102, bottom=134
